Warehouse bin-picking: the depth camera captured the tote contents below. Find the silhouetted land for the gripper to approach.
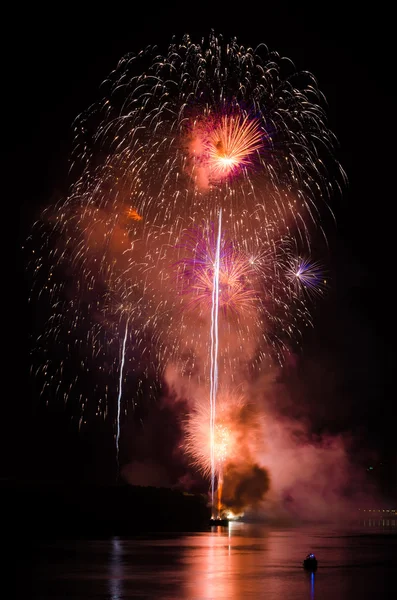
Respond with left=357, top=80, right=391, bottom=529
left=3, top=480, right=211, bottom=537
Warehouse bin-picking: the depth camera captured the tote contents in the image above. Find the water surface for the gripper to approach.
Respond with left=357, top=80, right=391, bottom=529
left=20, top=522, right=396, bottom=599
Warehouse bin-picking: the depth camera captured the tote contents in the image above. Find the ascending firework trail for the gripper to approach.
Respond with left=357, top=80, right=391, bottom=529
left=210, top=209, right=222, bottom=515
left=116, top=316, right=129, bottom=470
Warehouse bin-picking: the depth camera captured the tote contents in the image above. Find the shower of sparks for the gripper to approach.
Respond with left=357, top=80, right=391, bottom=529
left=185, top=390, right=245, bottom=478
left=28, top=32, right=343, bottom=510
left=196, top=114, right=263, bottom=181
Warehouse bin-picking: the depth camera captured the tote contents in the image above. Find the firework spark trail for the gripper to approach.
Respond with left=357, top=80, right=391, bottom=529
left=210, top=209, right=222, bottom=514
left=116, top=316, right=129, bottom=469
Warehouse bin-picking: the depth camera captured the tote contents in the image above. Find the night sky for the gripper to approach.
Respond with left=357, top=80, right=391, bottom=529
left=9, top=5, right=396, bottom=496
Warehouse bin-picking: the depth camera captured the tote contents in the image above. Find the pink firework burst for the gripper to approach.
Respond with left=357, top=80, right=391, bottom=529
left=190, top=114, right=263, bottom=183
left=176, top=225, right=259, bottom=316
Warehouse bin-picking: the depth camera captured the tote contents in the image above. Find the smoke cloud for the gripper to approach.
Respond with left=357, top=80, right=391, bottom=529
left=222, top=463, right=271, bottom=513
left=163, top=354, right=379, bottom=520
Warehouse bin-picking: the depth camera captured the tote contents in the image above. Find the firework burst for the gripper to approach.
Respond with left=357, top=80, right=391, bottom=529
left=184, top=390, right=245, bottom=479
left=175, top=223, right=259, bottom=317
left=189, top=114, right=263, bottom=183
left=286, top=256, right=326, bottom=299
left=28, top=32, right=343, bottom=506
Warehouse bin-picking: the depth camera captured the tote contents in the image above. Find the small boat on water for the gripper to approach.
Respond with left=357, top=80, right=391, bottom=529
left=303, top=553, right=318, bottom=570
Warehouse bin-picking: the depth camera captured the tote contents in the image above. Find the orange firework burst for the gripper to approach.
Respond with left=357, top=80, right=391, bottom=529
left=184, top=391, right=243, bottom=478
left=207, top=115, right=263, bottom=180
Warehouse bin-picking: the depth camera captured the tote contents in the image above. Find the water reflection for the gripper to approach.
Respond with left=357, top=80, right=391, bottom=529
left=109, top=536, right=123, bottom=600
left=362, top=519, right=396, bottom=527
left=310, top=571, right=315, bottom=600
left=26, top=523, right=397, bottom=599
left=182, top=522, right=305, bottom=599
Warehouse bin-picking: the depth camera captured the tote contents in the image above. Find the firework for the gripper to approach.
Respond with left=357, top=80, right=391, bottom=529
left=286, top=257, right=326, bottom=299
left=176, top=222, right=259, bottom=317
left=29, top=32, right=342, bottom=510
left=185, top=390, right=244, bottom=479
left=189, top=114, right=263, bottom=183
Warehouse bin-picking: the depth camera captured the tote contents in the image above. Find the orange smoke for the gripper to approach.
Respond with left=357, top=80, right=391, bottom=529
left=126, top=207, right=143, bottom=221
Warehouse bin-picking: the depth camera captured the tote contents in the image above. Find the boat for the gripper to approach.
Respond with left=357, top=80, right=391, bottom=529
left=303, top=553, right=318, bottom=570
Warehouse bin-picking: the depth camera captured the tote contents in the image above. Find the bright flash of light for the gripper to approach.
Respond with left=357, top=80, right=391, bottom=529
left=206, top=115, right=263, bottom=180
left=225, top=510, right=244, bottom=520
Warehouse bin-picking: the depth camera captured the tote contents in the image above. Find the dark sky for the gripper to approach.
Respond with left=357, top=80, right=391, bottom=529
left=9, top=5, right=396, bottom=491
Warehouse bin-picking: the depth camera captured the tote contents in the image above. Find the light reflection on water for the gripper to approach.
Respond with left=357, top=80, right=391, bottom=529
left=109, top=537, right=123, bottom=600
left=310, top=571, right=315, bottom=600
left=23, top=522, right=396, bottom=599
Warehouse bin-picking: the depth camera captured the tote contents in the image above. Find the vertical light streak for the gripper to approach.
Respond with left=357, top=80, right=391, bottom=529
left=210, top=209, right=222, bottom=514
left=310, top=571, right=315, bottom=600
left=217, top=471, right=224, bottom=518
left=116, top=317, right=129, bottom=470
